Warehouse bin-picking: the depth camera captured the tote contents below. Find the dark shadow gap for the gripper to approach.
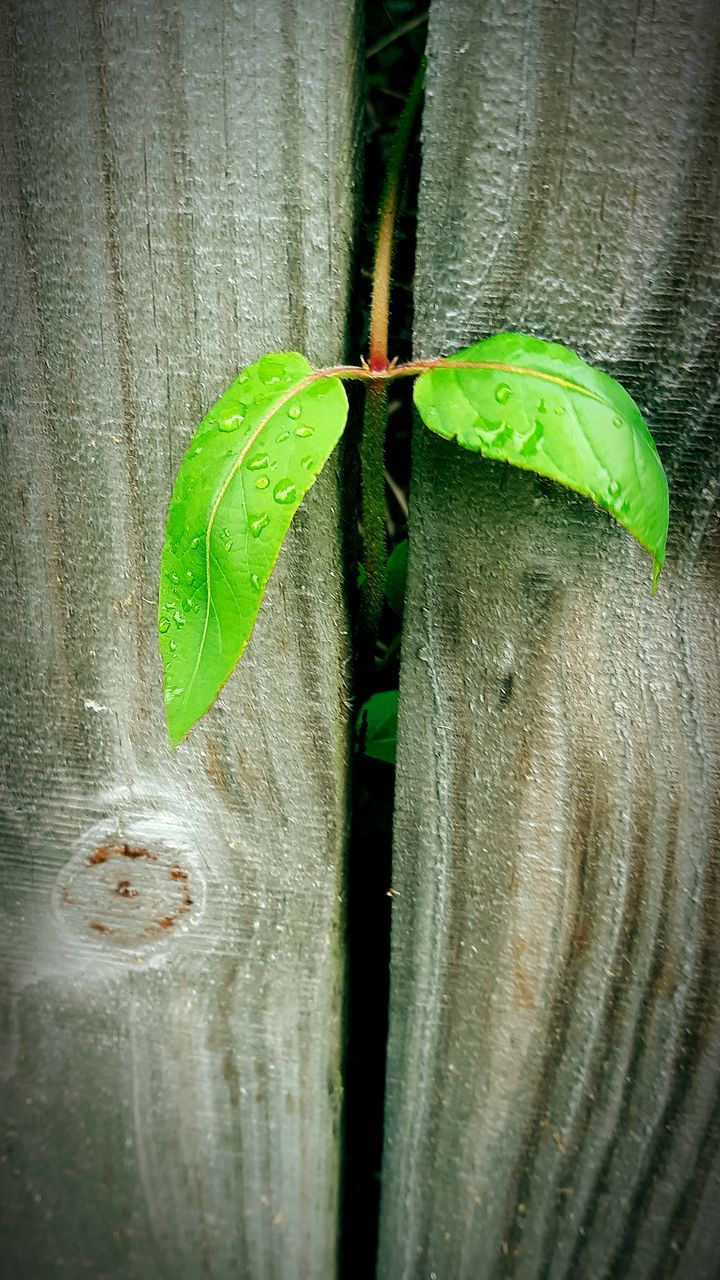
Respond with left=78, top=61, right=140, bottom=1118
left=339, top=3, right=428, bottom=1277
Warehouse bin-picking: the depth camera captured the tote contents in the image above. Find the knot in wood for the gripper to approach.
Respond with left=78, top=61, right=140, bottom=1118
left=56, top=836, right=198, bottom=947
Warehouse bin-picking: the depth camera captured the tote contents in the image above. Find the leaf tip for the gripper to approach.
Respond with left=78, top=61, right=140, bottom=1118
left=164, top=697, right=193, bottom=749
left=166, top=720, right=186, bottom=750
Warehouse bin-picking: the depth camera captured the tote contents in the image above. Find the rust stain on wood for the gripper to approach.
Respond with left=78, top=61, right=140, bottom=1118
left=87, top=842, right=157, bottom=866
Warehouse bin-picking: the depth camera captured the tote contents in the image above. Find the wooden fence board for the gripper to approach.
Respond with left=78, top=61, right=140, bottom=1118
left=0, top=1, right=359, bottom=1275
left=379, top=1, right=720, bottom=1276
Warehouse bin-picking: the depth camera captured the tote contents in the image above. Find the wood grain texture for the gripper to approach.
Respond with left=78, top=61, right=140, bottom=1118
left=0, top=0, right=359, bottom=1275
left=379, top=1, right=720, bottom=1276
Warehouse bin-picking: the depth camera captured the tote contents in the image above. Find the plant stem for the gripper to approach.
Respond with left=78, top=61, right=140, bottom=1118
left=361, top=59, right=425, bottom=644
left=361, top=379, right=389, bottom=640
left=367, top=61, right=426, bottom=373
left=317, top=356, right=603, bottom=395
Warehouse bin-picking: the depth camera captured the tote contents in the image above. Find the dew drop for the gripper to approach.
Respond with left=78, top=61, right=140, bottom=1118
left=554, top=405, right=566, bottom=415
left=173, top=610, right=185, bottom=629
left=220, top=412, right=245, bottom=432
left=185, top=569, right=194, bottom=582
left=301, top=455, right=315, bottom=471
left=251, top=513, right=270, bottom=537
left=306, top=378, right=333, bottom=399
left=273, top=479, right=297, bottom=504
left=247, top=453, right=269, bottom=471
left=191, top=535, right=202, bottom=550
left=183, top=597, right=194, bottom=613
left=287, top=403, right=302, bottom=420
left=536, top=399, right=547, bottom=413
left=276, top=430, right=291, bottom=443
left=255, top=476, right=269, bottom=490
left=519, top=422, right=544, bottom=456
left=495, top=383, right=512, bottom=404
left=475, top=417, right=509, bottom=442
left=192, top=445, right=203, bottom=456
left=170, top=572, right=180, bottom=585
left=612, top=416, right=623, bottom=429
left=492, top=423, right=514, bottom=447
left=607, top=479, right=621, bottom=499
left=159, top=617, right=171, bottom=634
left=169, top=640, right=177, bottom=655
left=250, top=573, right=261, bottom=593
left=258, top=355, right=289, bottom=385
left=295, top=426, right=313, bottom=438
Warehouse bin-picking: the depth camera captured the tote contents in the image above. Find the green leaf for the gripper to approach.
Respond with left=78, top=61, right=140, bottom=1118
left=413, top=333, right=669, bottom=586
left=159, top=352, right=348, bottom=745
left=357, top=689, right=399, bottom=764
left=384, top=539, right=408, bottom=615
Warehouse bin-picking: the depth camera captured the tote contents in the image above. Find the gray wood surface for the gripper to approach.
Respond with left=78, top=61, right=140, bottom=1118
left=379, top=0, right=720, bottom=1276
left=0, top=1, right=359, bottom=1275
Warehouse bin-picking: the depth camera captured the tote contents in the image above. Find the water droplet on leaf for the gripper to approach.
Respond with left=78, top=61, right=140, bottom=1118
left=276, top=430, right=291, bottom=443
left=258, top=355, right=289, bottom=385
left=607, top=479, right=621, bottom=499
left=250, top=573, right=261, bottom=593
left=255, top=476, right=269, bottom=490
left=273, top=479, right=297, bottom=504
left=306, top=378, right=333, bottom=399
left=287, top=403, right=301, bottom=420
left=519, top=422, right=544, bottom=456
left=247, top=453, right=269, bottom=471
left=159, top=617, right=171, bottom=634
left=251, top=513, right=270, bottom=537
left=295, top=426, right=313, bottom=438
left=220, top=412, right=245, bottom=432
left=495, top=383, right=512, bottom=404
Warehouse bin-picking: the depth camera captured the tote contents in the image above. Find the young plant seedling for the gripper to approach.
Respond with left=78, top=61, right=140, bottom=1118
left=158, top=64, right=669, bottom=747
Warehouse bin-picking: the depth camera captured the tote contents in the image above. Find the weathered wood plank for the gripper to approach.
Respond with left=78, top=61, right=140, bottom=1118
left=0, top=1, right=359, bottom=1275
left=379, top=0, right=720, bottom=1275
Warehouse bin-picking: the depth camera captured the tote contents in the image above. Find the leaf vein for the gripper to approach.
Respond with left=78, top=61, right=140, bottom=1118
left=186, top=367, right=329, bottom=715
